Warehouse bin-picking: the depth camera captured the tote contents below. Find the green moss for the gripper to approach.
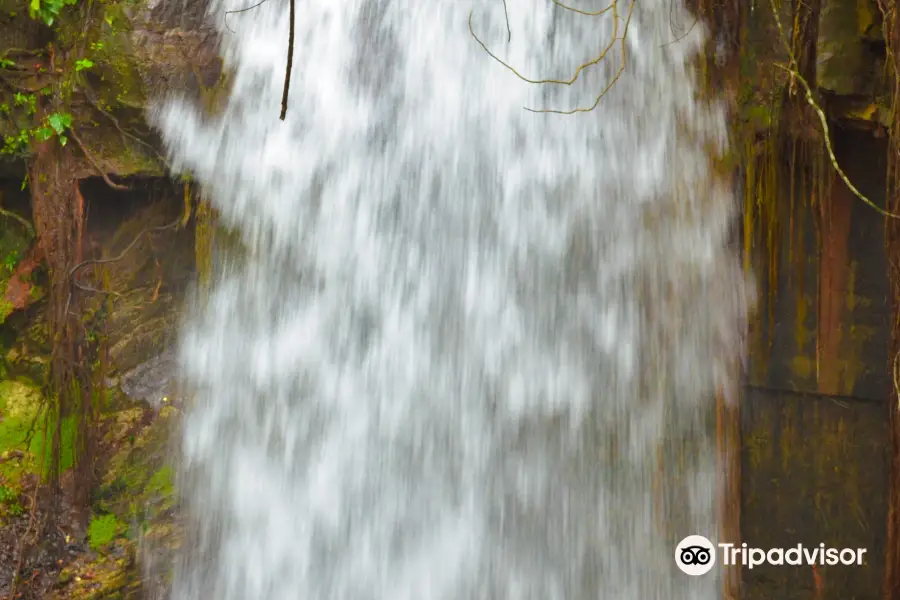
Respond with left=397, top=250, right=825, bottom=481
left=0, top=379, right=76, bottom=483
left=0, top=379, right=44, bottom=479
left=96, top=406, right=178, bottom=521
left=0, top=482, right=23, bottom=518
left=146, top=464, right=174, bottom=497
left=88, top=513, right=125, bottom=550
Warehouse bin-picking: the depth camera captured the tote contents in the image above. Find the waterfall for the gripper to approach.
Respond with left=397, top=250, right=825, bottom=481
left=154, top=0, right=750, bottom=598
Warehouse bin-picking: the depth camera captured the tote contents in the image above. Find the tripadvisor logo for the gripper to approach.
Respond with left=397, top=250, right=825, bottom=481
left=675, top=535, right=868, bottom=576
left=675, top=535, right=716, bottom=576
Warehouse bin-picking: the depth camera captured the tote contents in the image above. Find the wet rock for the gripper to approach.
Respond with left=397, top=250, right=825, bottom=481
left=118, top=348, right=179, bottom=409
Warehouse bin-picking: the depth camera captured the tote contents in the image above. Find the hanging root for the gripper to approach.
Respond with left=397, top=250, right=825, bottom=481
left=468, top=0, right=634, bottom=114
left=768, top=0, right=898, bottom=218
left=69, top=127, right=129, bottom=191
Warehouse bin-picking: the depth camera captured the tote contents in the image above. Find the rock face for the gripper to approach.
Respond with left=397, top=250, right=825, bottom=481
left=0, top=0, right=223, bottom=180
left=817, top=0, right=890, bottom=128
left=75, top=0, right=223, bottom=178
left=76, top=177, right=195, bottom=401
left=128, top=0, right=223, bottom=107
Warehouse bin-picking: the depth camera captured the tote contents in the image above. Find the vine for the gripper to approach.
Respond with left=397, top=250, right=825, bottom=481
left=0, top=1, right=154, bottom=529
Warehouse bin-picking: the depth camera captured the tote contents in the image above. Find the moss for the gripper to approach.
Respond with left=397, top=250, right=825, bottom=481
left=88, top=513, right=125, bottom=550
left=54, top=404, right=180, bottom=599
left=96, top=405, right=177, bottom=522
left=146, top=464, right=174, bottom=498
left=0, top=379, right=77, bottom=486
left=194, top=195, right=214, bottom=291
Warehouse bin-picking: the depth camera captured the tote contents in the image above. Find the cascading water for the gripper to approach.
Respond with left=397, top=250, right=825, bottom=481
left=154, top=0, right=750, bottom=598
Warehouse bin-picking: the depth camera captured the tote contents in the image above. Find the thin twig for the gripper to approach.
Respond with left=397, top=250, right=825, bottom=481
left=69, top=127, right=129, bottom=191
left=551, top=0, right=616, bottom=16
left=526, top=0, right=634, bottom=114
left=73, top=279, right=122, bottom=296
left=280, top=0, right=295, bottom=121
left=224, top=0, right=270, bottom=33
left=83, top=93, right=171, bottom=170
left=501, top=0, right=511, bottom=42
left=468, top=3, right=618, bottom=86
left=68, top=214, right=182, bottom=280
left=468, top=0, right=633, bottom=114
left=660, top=18, right=698, bottom=48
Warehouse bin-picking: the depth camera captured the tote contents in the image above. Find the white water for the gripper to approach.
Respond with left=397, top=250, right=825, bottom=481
left=154, top=0, right=750, bottom=598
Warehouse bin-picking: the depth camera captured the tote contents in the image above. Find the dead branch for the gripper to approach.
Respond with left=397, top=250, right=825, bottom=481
left=501, top=0, right=511, bottom=42
left=468, top=0, right=634, bottom=114
left=551, top=0, right=616, bottom=16
left=69, top=127, right=129, bottom=191
left=224, top=0, right=270, bottom=33
left=280, top=0, right=295, bottom=120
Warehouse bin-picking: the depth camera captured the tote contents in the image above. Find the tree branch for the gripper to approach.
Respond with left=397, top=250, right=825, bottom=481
left=279, top=0, right=295, bottom=120
left=468, top=0, right=634, bottom=114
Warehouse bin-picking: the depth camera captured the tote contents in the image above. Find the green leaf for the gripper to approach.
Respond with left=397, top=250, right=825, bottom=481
left=58, top=135, right=67, bottom=147
left=75, top=58, right=94, bottom=71
left=47, top=112, right=72, bottom=135
left=33, top=126, right=53, bottom=142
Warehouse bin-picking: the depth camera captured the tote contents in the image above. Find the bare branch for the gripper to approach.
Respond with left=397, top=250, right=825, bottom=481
left=551, top=0, right=616, bottom=16
left=468, top=2, right=620, bottom=86
left=224, top=0, right=270, bottom=33
left=280, top=0, right=295, bottom=120
left=526, top=0, right=634, bottom=114
left=468, top=0, right=634, bottom=114
left=501, top=0, right=511, bottom=42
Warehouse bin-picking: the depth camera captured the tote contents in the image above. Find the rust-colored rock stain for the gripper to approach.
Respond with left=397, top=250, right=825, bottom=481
left=816, top=173, right=853, bottom=395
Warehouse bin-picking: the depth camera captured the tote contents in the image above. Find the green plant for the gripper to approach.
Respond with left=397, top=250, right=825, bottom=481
left=3, top=249, right=21, bottom=273
left=27, top=0, right=79, bottom=26
left=87, top=513, right=123, bottom=549
left=0, top=485, right=23, bottom=516
left=34, top=111, right=72, bottom=145
left=2, top=110, right=73, bottom=155
left=14, top=92, right=36, bottom=115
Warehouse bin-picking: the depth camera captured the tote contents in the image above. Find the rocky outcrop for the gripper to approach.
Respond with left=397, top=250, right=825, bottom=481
left=0, top=0, right=223, bottom=180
